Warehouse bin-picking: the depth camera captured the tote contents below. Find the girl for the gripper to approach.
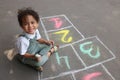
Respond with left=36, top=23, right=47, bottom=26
left=16, top=7, right=59, bottom=71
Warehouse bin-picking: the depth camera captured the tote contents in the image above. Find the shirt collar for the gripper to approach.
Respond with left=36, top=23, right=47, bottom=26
left=23, top=32, right=36, bottom=39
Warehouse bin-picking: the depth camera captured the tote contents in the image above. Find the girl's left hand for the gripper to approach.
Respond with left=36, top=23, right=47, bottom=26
left=46, top=40, right=54, bottom=45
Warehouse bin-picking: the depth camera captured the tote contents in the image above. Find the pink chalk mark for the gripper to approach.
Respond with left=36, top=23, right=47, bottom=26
left=82, top=72, right=102, bottom=80
left=49, top=18, right=63, bottom=29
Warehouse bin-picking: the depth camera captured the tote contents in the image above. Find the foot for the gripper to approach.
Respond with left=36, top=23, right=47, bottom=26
left=36, top=66, right=43, bottom=72
left=49, top=45, right=59, bottom=55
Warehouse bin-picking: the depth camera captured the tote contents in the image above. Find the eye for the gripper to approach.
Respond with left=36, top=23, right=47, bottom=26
left=31, top=21, right=34, bottom=24
left=23, top=23, right=27, bottom=26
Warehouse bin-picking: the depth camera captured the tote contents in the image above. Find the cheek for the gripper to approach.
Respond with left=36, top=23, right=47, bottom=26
left=22, top=26, right=28, bottom=31
left=35, top=24, right=39, bottom=28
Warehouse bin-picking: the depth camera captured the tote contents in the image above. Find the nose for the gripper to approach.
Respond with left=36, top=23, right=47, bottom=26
left=28, top=23, right=32, bottom=28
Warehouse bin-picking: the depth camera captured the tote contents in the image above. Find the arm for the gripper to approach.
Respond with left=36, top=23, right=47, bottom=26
left=36, top=29, right=54, bottom=45
left=23, top=53, right=35, bottom=58
left=22, top=53, right=40, bottom=62
left=17, top=36, right=41, bottom=62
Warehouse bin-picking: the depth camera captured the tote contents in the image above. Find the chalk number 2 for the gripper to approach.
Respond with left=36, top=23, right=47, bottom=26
left=54, top=30, right=72, bottom=43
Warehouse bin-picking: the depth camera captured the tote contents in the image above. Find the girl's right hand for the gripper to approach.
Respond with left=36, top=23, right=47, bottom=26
left=35, top=54, right=41, bottom=62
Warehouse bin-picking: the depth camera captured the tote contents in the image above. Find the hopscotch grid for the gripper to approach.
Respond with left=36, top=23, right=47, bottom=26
left=40, top=18, right=49, bottom=40
left=101, top=64, right=116, bottom=80
left=71, top=36, right=116, bottom=67
left=47, top=26, right=72, bottom=32
left=63, top=15, right=85, bottom=39
left=40, top=14, right=65, bottom=19
left=41, top=68, right=84, bottom=80
left=59, top=44, right=71, bottom=48
left=96, top=36, right=116, bottom=59
left=73, top=64, right=116, bottom=80
left=97, top=57, right=115, bottom=66
left=59, top=38, right=84, bottom=48
left=40, top=15, right=116, bottom=80
left=71, top=36, right=116, bottom=61
left=41, top=63, right=96, bottom=80
left=71, top=36, right=97, bottom=45
left=70, top=44, right=87, bottom=67
left=41, top=62, right=113, bottom=80
left=41, top=61, right=116, bottom=80
left=40, top=14, right=83, bottom=41
left=71, top=36, right=116, bottom=60
left=69, top=63, right=102, bottom=74
left=41, top=14, right=85, bottom=39
left=72, top=73, right=77, bottom=80
left=40, top=55, right=115, bottom=79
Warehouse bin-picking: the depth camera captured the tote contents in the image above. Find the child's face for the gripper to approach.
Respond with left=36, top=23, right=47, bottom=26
left=21, top=15, right=39, bottom=34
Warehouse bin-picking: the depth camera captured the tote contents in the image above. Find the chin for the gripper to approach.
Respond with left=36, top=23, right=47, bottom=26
left=28, top=31, right=35, bottom=34
left=30, top=32, right=34, bottom=34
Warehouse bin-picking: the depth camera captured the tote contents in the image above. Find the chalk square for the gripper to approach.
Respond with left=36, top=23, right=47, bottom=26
left=47, top=27, right=83, bottom=47
left=41, top=46, right=84, bottom=79
left=74, top=65, right=113, bottom=80
left=45, top=74, right=73, bottom=80
left=72, top=36, right=114, bottom=67
left=40, top=15, right=72, bottom=31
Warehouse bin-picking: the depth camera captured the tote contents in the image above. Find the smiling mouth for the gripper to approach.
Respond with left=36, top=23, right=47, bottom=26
left=28, top=29, right=35, bottom=33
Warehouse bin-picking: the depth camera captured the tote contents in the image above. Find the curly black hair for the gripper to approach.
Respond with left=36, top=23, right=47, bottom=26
left=17, top=7, right=39, bottom=27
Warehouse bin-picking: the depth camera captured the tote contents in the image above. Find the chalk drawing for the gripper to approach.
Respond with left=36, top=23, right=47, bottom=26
left=40, top=15, right=116, bottom=80
left=49, top=17, right=63, bottom=29
left=4, top=48, right=16, bottom=61
left=80, top=41, right=100, bottom=59
left=82, top=72, right=102, bottom=80
left=55, top=52, right=71, bottom=69
left=54, top=30, right=72, bottom=43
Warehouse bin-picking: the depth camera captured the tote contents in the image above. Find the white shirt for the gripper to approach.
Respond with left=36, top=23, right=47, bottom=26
left=16, top=29, right=41, bottom=55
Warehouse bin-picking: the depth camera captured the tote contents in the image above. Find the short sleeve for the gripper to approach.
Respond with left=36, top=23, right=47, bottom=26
left=16, top=36, right=29, bottom=55
left=36, top=29, right=41, bottom=40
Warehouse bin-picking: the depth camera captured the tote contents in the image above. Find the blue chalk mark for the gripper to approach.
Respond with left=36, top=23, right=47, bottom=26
left=55, top=52, right=71, bottom=69
left=80, top=41, right=100, bottom=59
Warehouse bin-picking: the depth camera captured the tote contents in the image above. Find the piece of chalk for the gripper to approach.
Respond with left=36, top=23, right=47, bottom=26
left=35, top=54, right=41, bottom=58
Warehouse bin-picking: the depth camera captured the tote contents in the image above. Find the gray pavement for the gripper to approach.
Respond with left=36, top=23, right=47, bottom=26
left=0, top=0, right=120, bottom=80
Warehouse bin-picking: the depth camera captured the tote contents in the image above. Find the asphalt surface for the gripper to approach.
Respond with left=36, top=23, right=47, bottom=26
left=0, top=0, right=120, bottom=80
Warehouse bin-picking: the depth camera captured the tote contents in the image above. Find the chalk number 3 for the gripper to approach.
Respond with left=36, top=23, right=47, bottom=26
left=80, top=41, right=100, bottom=59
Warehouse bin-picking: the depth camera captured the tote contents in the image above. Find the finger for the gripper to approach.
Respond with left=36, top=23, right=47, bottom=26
left=51, top=41, right=54, bottom=45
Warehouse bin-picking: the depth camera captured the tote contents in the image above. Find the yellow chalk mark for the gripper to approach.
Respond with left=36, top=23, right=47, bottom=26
left=54, top=30, right=72, bottom=43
